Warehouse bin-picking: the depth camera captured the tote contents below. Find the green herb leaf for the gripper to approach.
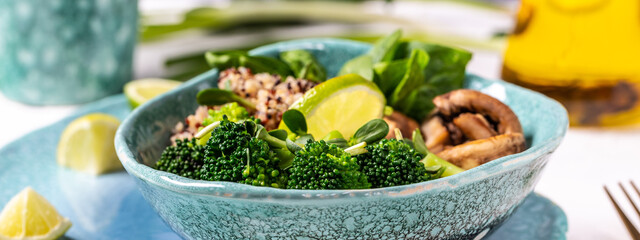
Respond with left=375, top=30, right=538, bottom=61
left=337, top=55, right=374, bottom=80
left=389, top=49, right=430, bottom=105
left=398, top=42, right=472, bottom=89
left=253, top=124, right=267, bottom=139
left=405, top=41, right=471, bottom=94
left=282, top=109, right=307, bottom=135
left=388, top=41, right=471, bottom=121
left=401, top=138, right=415, bottom=149
left=275, top=148, right=295, bottom=169
left=196, top=88, right=256, bottom=109
left=326, top=138, right=349, bottom=149
left=243, top=119, right=259, bottom=136
left=345, top=142, right=368, bottom=156
left=322, top=130, right=348, bottom=148
left=421, top=153, right=464, bottom=177
left=254, top=124, right=289, bottom=149
left=424, top=165, right=442, bottom=173
left=373, top=60, right=406, bottom=97
left=369, top=29, right=402, bottom=63
left=321, top=130, right=344, bottom=141
left=204, top=50, right=293, bottom=79
left=242, top=55, right=293, bottom=80
left=280, top=50, right=326, bottom=82
left=411, top=129, right=429, bottom=156
left=294, top=134, right=315, bottom=145
left=205, top=50, right=247, bottom=69
left=268, top=129, right=289, bottom=141
left=349, top=119, right=389, bottom=145
left=395, top=85, right=436, bottom=120
left=337, top=30, right=402, bottom=80
left=286, top=139, right=304, bottom=153
left=394, top=41, right=472, bottom=120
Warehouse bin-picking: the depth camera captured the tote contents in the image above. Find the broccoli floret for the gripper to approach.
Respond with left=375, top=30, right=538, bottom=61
left=200, top=118, right=286, bottom=188
left=202, top=102, right=249, bottom=126
left=239, top=138, right=287, bottom=188
left=356, top=139, right=437, bottom=188
left=156, top=138, right=206, bottom=180
left=287, top=140, right=370, bottom=190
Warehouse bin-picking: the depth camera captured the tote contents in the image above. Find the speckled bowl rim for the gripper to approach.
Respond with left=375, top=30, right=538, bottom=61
left=115, top=38, right=568, bottom=200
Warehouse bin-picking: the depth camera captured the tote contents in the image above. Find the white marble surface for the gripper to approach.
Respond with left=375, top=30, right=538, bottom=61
left=1, top=1, right=638, bottom=240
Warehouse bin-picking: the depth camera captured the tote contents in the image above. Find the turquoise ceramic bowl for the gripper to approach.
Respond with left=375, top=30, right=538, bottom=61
left=115, top=39, right=568, bottom=239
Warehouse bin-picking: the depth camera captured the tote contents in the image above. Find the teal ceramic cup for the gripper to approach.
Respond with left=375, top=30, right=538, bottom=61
left=0, top=0, right=138, bottom=105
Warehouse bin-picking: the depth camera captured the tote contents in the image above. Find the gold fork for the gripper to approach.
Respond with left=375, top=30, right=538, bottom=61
left=604, top=181, right=640, bottom=240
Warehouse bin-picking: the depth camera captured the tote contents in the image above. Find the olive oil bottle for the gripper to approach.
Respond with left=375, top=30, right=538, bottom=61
left=502, top=0, right=640, bottom=126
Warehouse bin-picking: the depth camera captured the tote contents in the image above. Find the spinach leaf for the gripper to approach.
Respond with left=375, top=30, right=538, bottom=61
left=394, top=41, right=472, bottom=120
left=204, top=50, right=293, bottom=79
left=280, top=50, right=326, bottom=82
left=338, top=29, right=402, bottom=80
left=389, top=49, right=429, bottom=105
left=395, top=85, right=437, bottom=120
left=338, top=30, right=472, bottom=121
left=373, top=60, right=406, bottom=97
left=397, top=41, right=471, bottom=94
left=369, top=29, right=402, bottom=63
left=282, top=109, right=307, bottom=135
left=196, top=88, right=256, bottom=109
left=349, top=119, right=389, bottom=145
left=242, top=56, right=293, bottom=79
left=337, top=55, right=374, bottom=80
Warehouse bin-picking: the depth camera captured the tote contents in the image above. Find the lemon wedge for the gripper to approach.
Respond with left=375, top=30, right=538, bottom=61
left=56, top=113, right=122, bottom=175
left=283, top=74, right=386, bottom=139
left=124, top=78, right=182, bottom=109
left=0, top=187, right=71, bottom=240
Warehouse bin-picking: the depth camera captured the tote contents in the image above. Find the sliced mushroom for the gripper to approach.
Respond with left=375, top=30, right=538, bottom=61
left=422, top=89, right=526, bottom=169
left=421, top=116, right=450, bottom=153
left=453, top=113, right=497, bottom=140
left=445, top=122, right=465, bottom=146
left=383, top=111, right=419, bottom=139
left=433, top=89, right=522, bottom=134
left=436, top=133, right=525, bottom=169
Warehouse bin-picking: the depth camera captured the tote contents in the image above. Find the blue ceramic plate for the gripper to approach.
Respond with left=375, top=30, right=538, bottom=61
left=0, top=96, right=567, bottom=239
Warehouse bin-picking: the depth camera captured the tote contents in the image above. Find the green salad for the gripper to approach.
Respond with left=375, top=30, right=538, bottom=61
left=156, top=30, right=474, bottom=190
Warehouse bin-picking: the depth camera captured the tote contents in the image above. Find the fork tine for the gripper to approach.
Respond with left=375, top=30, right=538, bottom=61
left=621, top=182, right=640, bottom=220
left=631, top=181, right=640, bottom=199
left=604, top=185, right=640, bottom=240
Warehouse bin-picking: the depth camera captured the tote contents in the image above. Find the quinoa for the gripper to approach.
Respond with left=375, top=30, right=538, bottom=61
left=170, top=106, right=209, bottom=144
left=218, top=67, right=316, bottom=129
left=170, top=67, right=317, bottom=144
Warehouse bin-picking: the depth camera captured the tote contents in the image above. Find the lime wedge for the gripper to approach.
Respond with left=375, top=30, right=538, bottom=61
left=0, top=187, right=72, bottom=240
left=57, top=113, right=122, bottom=175
left=283, top=74, right=386, bottom=139
left=124, top=78, right=182, bottom=109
